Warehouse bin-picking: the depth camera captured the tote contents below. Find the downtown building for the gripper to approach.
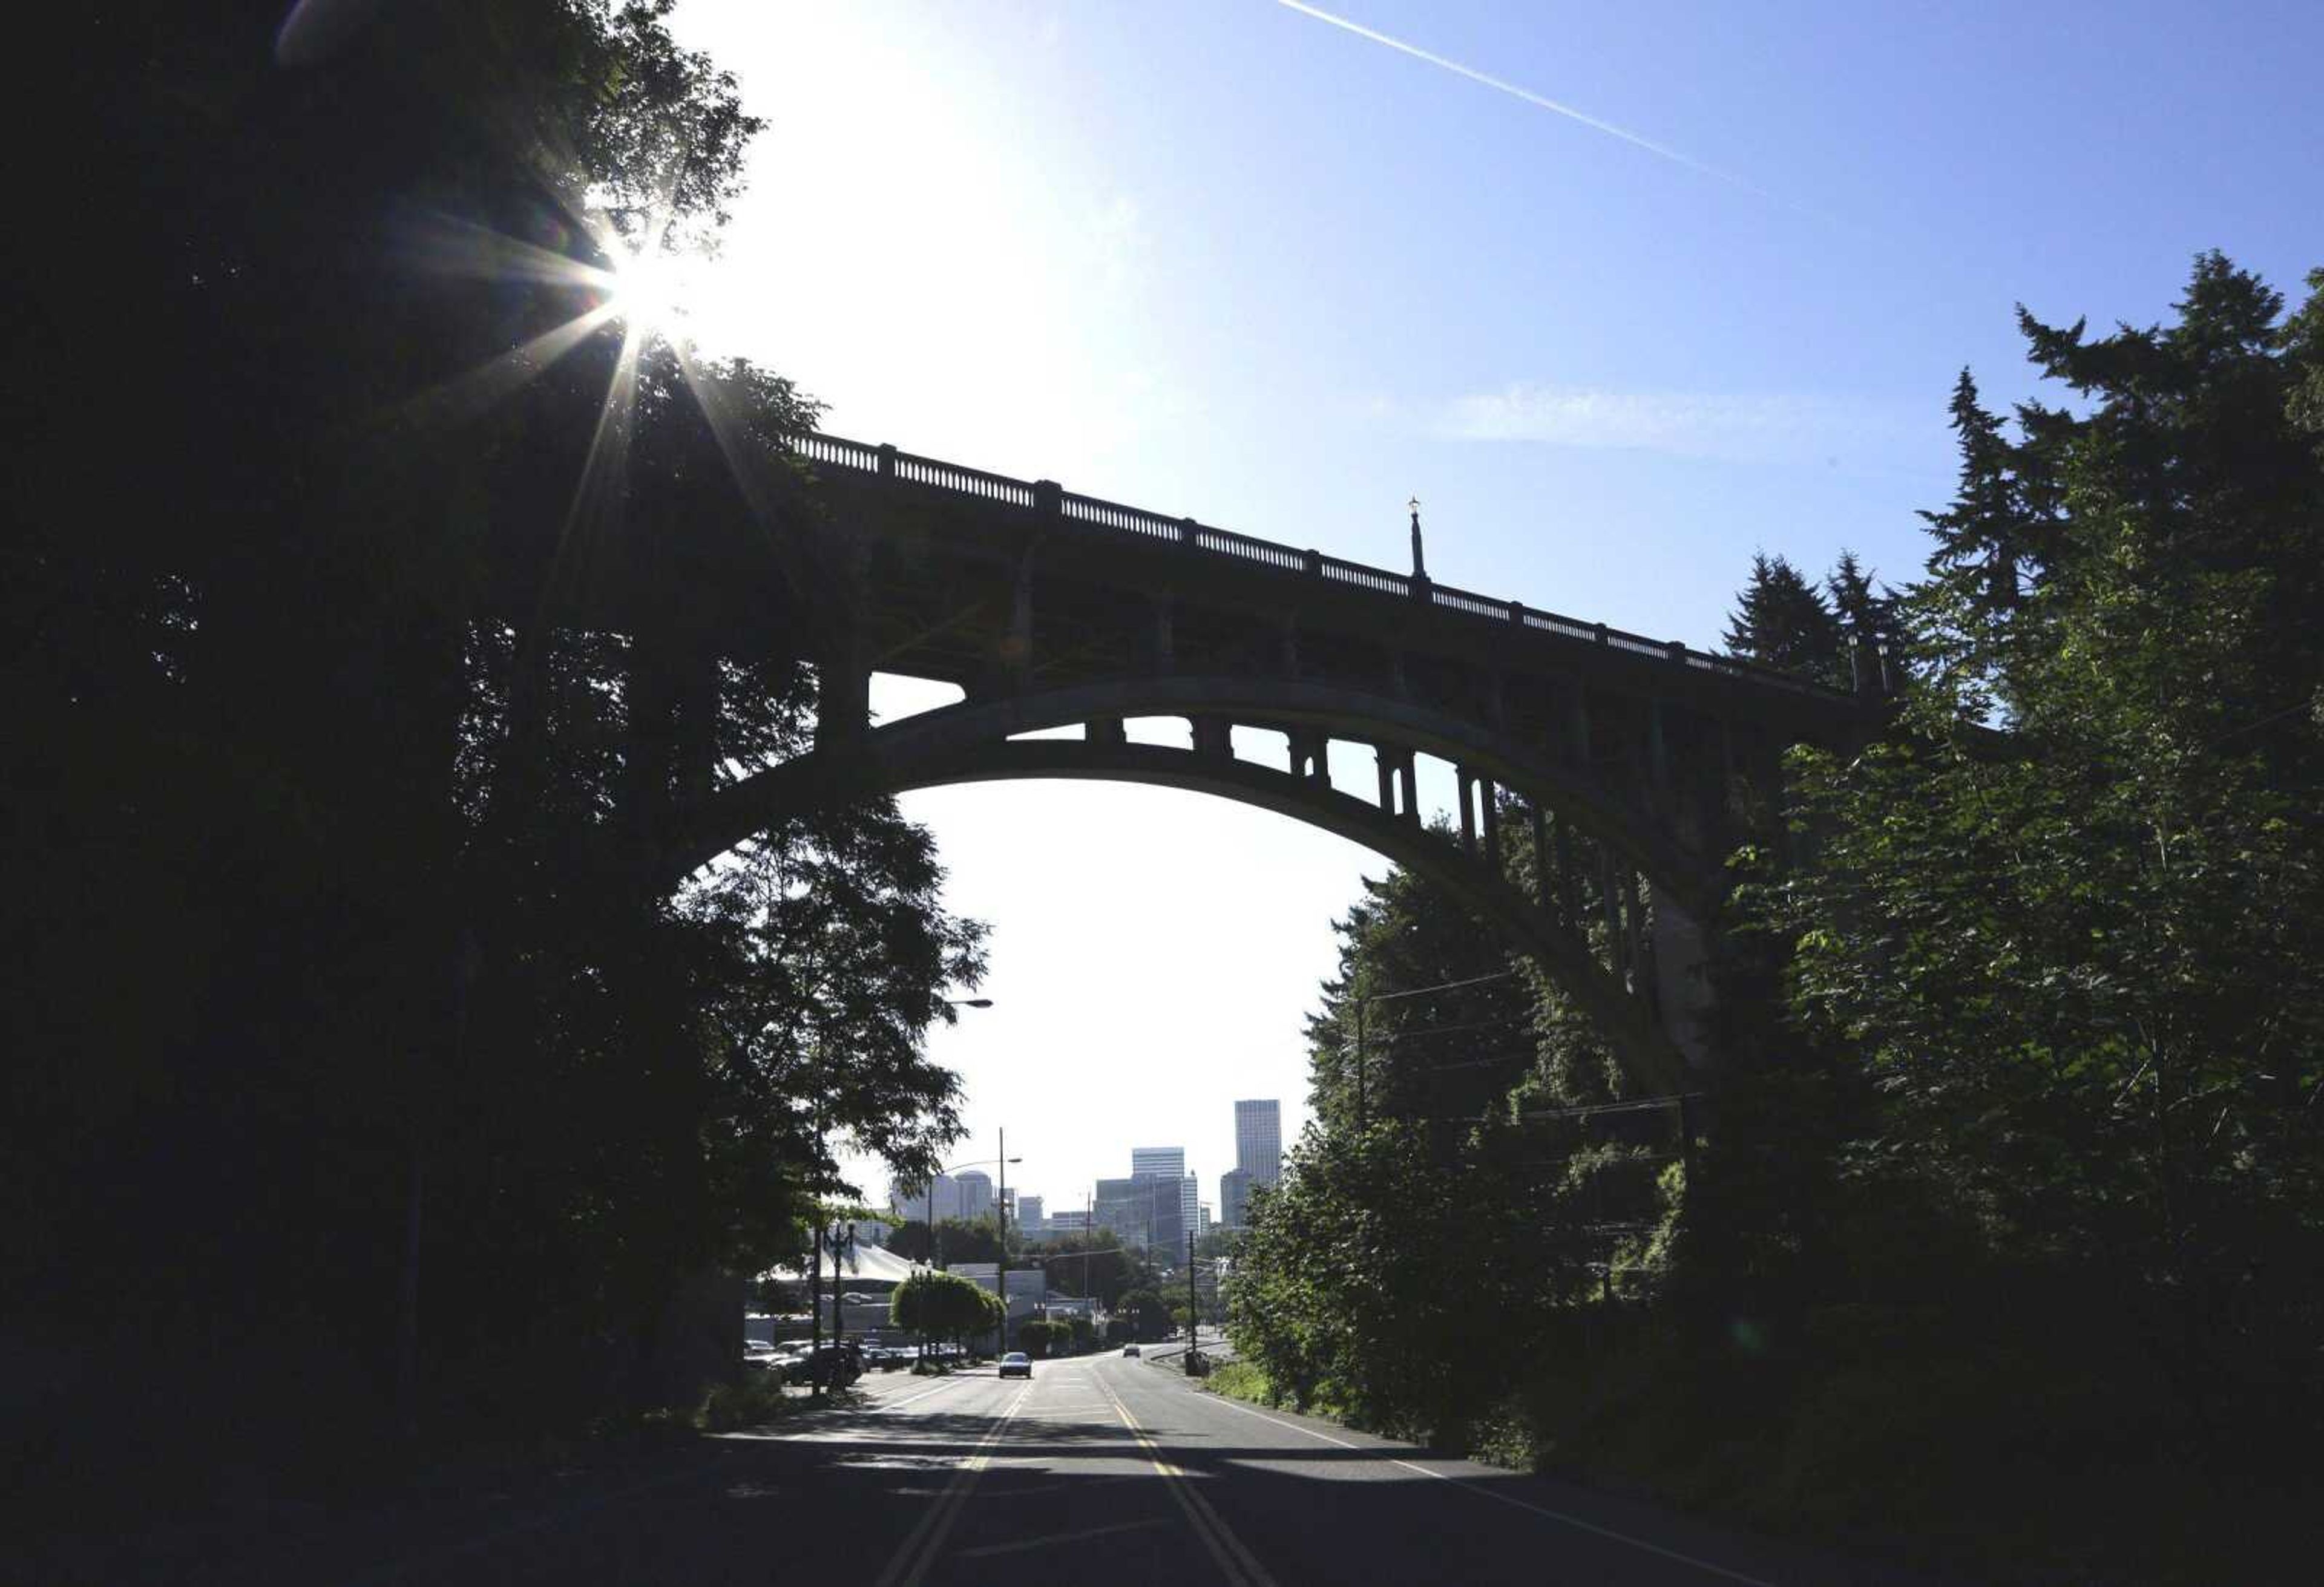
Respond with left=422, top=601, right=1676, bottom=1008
left=1235, top=1099, right=1282, bottom=1184
left=1095, top=1173, right=1184, bottom=1254
left=1219, top=1168, right=1252, bottom=1229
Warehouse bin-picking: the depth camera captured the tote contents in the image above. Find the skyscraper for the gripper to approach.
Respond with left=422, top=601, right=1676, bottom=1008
left=1130, top=1146, right=1185, bottom=1180
left=952, top=1170, right=993, bottom=1222
left=1235, top=1099, right=1282, bottom=1184
left=889, top=1172, right=956, bottom=1225
left=1220, top=1168, right=1252, bottom=1229
left=1016, top=1194, right=1045, bottom=1232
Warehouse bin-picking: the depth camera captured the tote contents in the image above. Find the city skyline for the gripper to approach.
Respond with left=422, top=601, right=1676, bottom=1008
left=887, top=1107, right=1283, bottom=1242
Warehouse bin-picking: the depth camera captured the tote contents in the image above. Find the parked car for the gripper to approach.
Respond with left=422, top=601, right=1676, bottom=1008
left=1121, top=1343, right=1140, bottom=1357
left=781, top=1343, right=861, bottom=1387
left=743, top=1343, right=783, bottom=1370
left=998, top=1352, right=1032, bottom=1379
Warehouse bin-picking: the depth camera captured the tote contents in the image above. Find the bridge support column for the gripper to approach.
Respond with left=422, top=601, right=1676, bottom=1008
left=1556, top=819, right=1580, bottom=926
left=1480, top=779, right=1502, bottom=869
left=1598, top=849, right=1626, bottom=985
left=1396, top=751, right=1418, bottom=823
left=1088, top=716, right=1126, bottom=745
left=1528, top=805, right=1552, bottom=910
left=1288, top=728, right=1327, bottom=784
left=1191, top=715, right=1232, bottom=759
left=1375, top=748, right=1396, bottom=816
left=815, top=656, right=870, bottom=753
left=1621, top=868, right=1650, bottom=1006
left=1650, top=891, right=1716, bottom=1073
left=1457, top=768, right=1478, bottom=854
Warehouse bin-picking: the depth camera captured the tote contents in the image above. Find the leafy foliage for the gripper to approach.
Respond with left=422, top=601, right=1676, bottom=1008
left=1232, top=257, right=2324, bottom=1580
left=8, top=0, right=980, bottom=1466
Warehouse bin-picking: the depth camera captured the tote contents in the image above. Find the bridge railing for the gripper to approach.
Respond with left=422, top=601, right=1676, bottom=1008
left=791, top=433, right=1856, bottom=704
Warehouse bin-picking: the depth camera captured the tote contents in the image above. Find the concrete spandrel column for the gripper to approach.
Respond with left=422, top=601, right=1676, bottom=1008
left=1650, top=888, right=1716, bottom=1073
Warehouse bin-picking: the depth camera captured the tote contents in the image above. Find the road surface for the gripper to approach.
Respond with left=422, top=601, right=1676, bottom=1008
left=271, top=1353, right=1948, bottom=1586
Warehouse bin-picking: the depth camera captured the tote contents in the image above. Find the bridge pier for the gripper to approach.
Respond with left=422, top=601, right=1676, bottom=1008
left=1650, top=893, right=1716, bottom=1073
left=815, top=638, right=871, bottom=753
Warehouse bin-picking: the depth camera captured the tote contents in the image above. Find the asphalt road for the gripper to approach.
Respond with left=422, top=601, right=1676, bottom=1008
left=269, top=1354, right=1950, bottom=1587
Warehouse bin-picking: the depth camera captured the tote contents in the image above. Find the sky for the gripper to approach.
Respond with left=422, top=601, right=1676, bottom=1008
left=658, top=0, right=2323, bottom=1220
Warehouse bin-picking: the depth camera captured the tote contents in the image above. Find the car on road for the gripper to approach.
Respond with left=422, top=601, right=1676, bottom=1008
left=1121, top=1344, right=1140, bottom=1357
left=997, top=1352, right=1032, bottom=1379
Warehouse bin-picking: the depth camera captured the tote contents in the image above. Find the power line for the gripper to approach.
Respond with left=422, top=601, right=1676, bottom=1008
left=1353, top=967, right=1521, bottom=1007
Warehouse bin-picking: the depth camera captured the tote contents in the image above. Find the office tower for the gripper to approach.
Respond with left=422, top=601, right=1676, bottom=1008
left=890, top=1172, right=956, bottom=1225
left=1016, top=1194, right=1045, bottom=1232
left=1130, top=1146, right=1185, bottom=1180
left=1098, top=1173, right=1183, bottom=1252
left=1094, top=1177, right=1146, bottom=1248
left=1235, top=1099, right=1283, bottom=1184
left=952, top=1169, right=993, bottom=1222
left=1220, top=1168, right=1252, bottom=1229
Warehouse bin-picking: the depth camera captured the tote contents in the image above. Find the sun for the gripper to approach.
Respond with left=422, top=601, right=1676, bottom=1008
left=602, top=241, right=688, bottom=339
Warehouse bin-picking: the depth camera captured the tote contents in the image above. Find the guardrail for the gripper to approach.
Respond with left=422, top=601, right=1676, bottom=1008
left=792, top=433, right=1857, bottom=704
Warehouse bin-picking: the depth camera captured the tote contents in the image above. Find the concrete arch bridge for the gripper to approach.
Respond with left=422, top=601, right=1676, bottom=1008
left=634, top=436, right=1885, bottom=1096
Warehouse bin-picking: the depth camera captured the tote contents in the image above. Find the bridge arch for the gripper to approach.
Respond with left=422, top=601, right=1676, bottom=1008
left=671, top=677, right=1715, bottom=1095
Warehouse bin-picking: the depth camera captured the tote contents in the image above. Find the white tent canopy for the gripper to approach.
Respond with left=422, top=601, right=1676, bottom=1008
left=758, top=1242, right=927, bottom=1289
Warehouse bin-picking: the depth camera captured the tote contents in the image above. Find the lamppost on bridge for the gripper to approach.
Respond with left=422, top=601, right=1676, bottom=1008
left=1408, top=496, right=1427, bottom=580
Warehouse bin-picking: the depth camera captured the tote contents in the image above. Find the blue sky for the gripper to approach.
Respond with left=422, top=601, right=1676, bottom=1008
left=664, top=0, right=2322, bottom=1217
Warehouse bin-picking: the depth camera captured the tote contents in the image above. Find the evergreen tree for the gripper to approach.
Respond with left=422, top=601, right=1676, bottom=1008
left=1722, top=552, right=1843, bottom=685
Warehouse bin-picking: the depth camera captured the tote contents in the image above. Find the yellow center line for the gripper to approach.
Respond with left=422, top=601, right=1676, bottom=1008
left=1098, top=1376, right=1281, bottom=1587
left=870, top=1385, right=1029, bottom=1587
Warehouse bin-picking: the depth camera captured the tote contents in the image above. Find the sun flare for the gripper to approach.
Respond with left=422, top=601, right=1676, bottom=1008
left=601, top=242, right=689, bottom=339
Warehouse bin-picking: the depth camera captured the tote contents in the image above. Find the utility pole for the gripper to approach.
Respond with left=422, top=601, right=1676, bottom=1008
left=1186, top=1230, right=1199, bottom=1366
left=996, top=1127, right=1008, bottom=1356
left=807, top=1204, right=822, bottom=1395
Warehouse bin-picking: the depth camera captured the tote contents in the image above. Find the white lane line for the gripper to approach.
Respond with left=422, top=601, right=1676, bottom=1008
left=1198, top=1391, right=1777, bottom=1587
left=957, top=1517, right=1171, bottom=1559
left=876, top=1374, right=988, bottom=1413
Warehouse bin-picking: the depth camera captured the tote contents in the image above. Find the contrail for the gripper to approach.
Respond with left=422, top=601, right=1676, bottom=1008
left=1273, top=0, right=1771, bottom=200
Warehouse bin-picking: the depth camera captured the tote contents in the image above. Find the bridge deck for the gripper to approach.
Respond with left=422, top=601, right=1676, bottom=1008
left=793, top=432, right=1863, bottom=728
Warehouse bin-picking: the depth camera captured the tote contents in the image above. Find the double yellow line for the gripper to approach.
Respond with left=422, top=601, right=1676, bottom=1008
left=871, top=1386, right=1028, bottom=1587
left=1098, top=1378, right=1280, bottom=1587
